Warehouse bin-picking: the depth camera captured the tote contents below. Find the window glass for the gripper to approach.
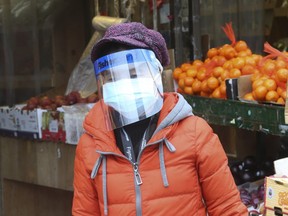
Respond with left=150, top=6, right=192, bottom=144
left=0, top=0, right=93, bottom=106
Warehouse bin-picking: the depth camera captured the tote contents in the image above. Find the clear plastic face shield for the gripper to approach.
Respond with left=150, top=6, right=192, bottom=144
left=94, top=49, right=164, bottom=130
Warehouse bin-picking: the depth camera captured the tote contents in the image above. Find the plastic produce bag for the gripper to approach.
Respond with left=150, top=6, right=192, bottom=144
left=65, top=16, right=127, bottom=98
left=63, top=103, right=94, bottom=144
left=65, top=32, right=101, bottom=98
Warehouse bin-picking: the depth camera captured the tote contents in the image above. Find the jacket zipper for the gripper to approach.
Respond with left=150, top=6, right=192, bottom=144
left=95, top=138, right=164, bottom=216
left=96, top=151, right=143, bottom=184
left=133, top=162, right=143, bottom=185
left=95, top=151, right=143, bottom=215
left=96, top=138, right=163, bottom=182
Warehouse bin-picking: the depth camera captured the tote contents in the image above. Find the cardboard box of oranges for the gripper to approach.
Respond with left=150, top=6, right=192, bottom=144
left=264, top=176, right=288, bottom=216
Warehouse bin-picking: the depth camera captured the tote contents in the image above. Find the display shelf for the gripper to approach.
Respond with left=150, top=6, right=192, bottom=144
left=184, top=95, right=288, bottom=136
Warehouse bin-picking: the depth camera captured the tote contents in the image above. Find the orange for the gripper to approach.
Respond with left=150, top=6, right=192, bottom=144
left=183, top=86, right=193, bottom=95
left=173, top=67, right=182, bottom=80
left=232, top=57, right=245, bottom=69
left=200, top=91, right=210, bottom=97
left=207, top=48, right=218, bottom=59
left=178, top=78, right=185, bottom=90
left=219, top=82, right=227, bottom=96
left=217, top=55, right=227, bottom=66
left=210, top=87, right=223, bottom=99
left=212, top=55, right=226, bottom=66
left=243, top=92, right=255, bottom=101
left=178, top=72, right=187, bottom=80
left=221, top=45, right=237, bottom=60
left=223, top=60, right=233, bottom=70
left=260, top=74, right=270, bottom=80
left=218, top=44, right=227, bottom=55
left=237, top=51, right=249, bottom=57
left=277, top=86, right=284, bottom=96
left=245, top=49, right=252, bottom=56
left=184, top=77, right=194, bottom=86
left=261, top=60, right=276, bottom=76
left=276, top=68, right=288, bottom=82
left=229, top=68, right=241, bottom=78
left=241, top=64, right=255, bottom=75
left=238, top=49, right=252, bottom=57
left=254, top=68, right=260, bottom=74
left=220, top=69, right=229, bottom=81
left=281, top=89, right=286, bottom=100
left=263, top=78, right=277, bottom=91
left=253, top=85, right=268, bottom=101
left=250, top=72, right=262, bottom=82
left=277, top=87, right=287, bottom=99
left=235, top=40, right=248, bottom=52
left=245, top=56, right=256, bottom=66
left=181, top=63, right=192, bottom=72
left=204, top=58, right=211, bottom=64
left=192, top=79, right=202, bottom=94
left=275, top=59, right=287, bottom=70
left=277, top=97, right=285, bottom=105
left=196, top=68, right=207, bottom=81
left=192, top=59, right=204, bottom=68
left=271, top=71, right=280, bottom=81
left=251, top=54, right=262, bottom=64
left=186, top=67, right=198, bottom=78
left=207, top=76, right=220, bottom=90
left=252, top=79, right=265, bottom=90
left=212, top=66, right=224, bottom=78
left=201, top=79, right=212, bottom=93
left=265, top=90, right=279, bottom=102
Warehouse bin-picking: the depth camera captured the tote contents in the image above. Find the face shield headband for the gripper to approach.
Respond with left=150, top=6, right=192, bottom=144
left=94, top=49, right=164, bottom=130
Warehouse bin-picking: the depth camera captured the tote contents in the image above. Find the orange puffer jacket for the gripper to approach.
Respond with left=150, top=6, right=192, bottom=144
left=72, top=92, right=248, bottom=216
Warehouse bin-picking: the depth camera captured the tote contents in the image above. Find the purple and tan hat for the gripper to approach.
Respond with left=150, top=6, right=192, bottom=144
left=90, top=22, right=170, bottom=66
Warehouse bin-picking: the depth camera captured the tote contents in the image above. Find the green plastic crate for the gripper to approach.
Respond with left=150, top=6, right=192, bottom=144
left=184, top=95, right=288, bottom=136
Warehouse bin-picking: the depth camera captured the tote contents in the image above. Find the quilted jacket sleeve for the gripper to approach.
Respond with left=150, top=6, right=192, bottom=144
left=72, top=134, right=101, bottom=216
left=194, top=117, right=248, bottom=216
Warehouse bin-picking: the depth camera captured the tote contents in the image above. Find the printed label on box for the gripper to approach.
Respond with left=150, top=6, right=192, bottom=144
left=41, top=110, right=66, bottom=142
left=265, top=176, right=288, bottom=215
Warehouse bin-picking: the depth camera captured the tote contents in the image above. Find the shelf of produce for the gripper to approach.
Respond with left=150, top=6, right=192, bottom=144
left=184, top=95, right=288, bottom=136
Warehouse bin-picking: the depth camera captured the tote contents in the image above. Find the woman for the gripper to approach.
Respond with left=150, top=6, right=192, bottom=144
left=72, top=22, right=248, bottom=216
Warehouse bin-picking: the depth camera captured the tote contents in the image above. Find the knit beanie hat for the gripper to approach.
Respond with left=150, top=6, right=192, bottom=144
left=91, top=22, right=170, bottom=66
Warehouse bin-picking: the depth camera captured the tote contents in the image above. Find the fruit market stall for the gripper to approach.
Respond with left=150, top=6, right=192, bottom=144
left=1, top=1, right=288, bottom=214
left=0, top=91, right=99, bottom=216
left=171, top=22, right=288, bottom=138
left=170, top=20, right=288, bottom=215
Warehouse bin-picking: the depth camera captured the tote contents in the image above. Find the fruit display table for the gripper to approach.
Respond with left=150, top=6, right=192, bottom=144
left=185, top=95, right=288, bottom=137
left=0, top=136, right=75, bottom=216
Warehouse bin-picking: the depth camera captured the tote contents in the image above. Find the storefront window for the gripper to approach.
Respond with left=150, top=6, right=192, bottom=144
left=0, top=0, right=94, bottom=106
left=1, top=0, right=287, bottom=106
left=200, top=0, right=265, bottom=55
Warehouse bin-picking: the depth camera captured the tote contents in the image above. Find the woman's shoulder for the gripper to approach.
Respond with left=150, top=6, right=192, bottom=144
left=182, top=115, right=212, bottom=132
left=75, top=133, right=101, bottom=171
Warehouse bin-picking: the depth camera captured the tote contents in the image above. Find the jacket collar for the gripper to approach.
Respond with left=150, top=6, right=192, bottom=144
left=82, top=92, right=190, bottom=152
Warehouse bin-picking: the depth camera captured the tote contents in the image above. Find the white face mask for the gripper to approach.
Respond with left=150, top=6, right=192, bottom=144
left=103, top=76, right=163, bottom=120
left=95, top=49, right=164, bottom=129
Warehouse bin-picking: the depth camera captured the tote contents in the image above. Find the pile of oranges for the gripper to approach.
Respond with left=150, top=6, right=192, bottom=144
left=243, top=58, right=287, bottom=105
left=172, top=40, right=288, bottom=105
